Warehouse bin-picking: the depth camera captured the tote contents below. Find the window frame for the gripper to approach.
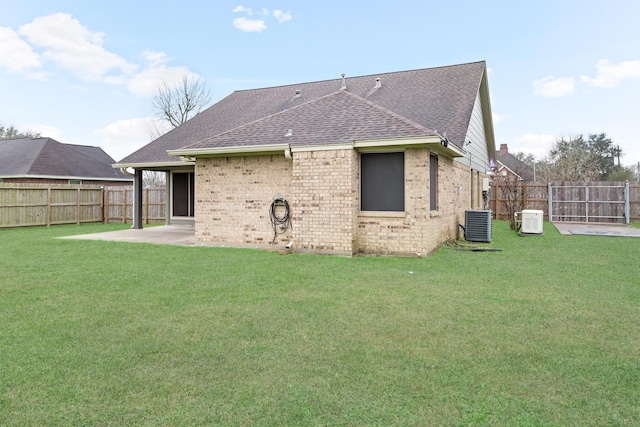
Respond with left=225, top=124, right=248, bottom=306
left=360, top=151, right=405, bottom=212
left=430, top=152, right=438, bottom=211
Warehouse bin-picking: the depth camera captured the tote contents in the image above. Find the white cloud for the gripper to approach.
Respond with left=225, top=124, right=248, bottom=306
left=233, top=17, right=268, bottom=32
left=581, top=59, right=640, bottom=88
left=126, top=50, right=196, bottom=96
left=18, top=13, right=136, bottom=82
left=128, top=66, right=195, bottom=96
left=0, top=26, right=41, bottom=73
left=273, top=10, right=292, bottom=23
left=19, top=123, right=64, bottom=140
left=232, top=5, right=292, bottom=31
left=95, top=117, right=169, bottom=161
left=233, top=5, right=253, bottom=14
left=512, top=133, right=557, bottom=158
left=532, top=76, right=575, bottom=97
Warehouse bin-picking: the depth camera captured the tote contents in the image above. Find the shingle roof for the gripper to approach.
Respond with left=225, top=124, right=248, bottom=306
left=496, top=151, right=535, bottom=181
left=0, top=137, right=132, bottom=180
left=186, top=90, right=437, bottom=150
left=118, top=61, right=487, bottom=165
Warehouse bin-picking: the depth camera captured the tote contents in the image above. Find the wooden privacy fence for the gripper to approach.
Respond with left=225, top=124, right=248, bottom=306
left=0, top=184, right=166, bottom=228
left=490, top=181, right=640, bottom=223
left=103, top=187, right=165, bottom=224
left=0, top=184, right=103, bottom=227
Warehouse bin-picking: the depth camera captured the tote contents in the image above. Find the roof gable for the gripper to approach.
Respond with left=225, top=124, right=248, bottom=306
left=118, top=61, right=488, bottom=166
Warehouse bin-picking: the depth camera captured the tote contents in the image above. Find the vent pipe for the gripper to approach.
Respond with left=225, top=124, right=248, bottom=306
left=340, top=73, right=346, bottom=90
left=294, top=89, right=301, bottom=98
left=375, top=77, right=381, bottom=88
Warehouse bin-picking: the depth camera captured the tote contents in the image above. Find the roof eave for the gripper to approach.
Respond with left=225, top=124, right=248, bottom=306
left=112, top=160, right=195, bottom=170
left=164, top=136, right=465, bottom=159
left=167, top=143, right=291, bottom=158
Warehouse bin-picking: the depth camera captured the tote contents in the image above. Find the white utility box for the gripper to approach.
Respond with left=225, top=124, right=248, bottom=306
left=521, top=209, right=544, bottom=234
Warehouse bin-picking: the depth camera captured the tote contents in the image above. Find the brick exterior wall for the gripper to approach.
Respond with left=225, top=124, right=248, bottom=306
left=357, top=149, right=470, bottom=256
left=292, top=149, right=358, bottom=256
left=193, top=147, right=476, bottom=256
left=194, top=155, right=293, bottom=246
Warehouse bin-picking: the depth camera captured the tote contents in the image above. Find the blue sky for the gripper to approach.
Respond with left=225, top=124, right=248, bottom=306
left=1, top=1, right=639, bottom=165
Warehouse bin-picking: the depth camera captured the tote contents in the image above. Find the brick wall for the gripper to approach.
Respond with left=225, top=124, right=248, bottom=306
left=193, top=148, right=475, bottom=256
left=194, top=155, right=293, bottom=246
left=292, top=149, right=358, bottom=256
left=356, top=148, right=469, bottom=256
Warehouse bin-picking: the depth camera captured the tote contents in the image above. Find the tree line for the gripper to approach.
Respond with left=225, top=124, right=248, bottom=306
left=514, top=133, right=635, bottom=182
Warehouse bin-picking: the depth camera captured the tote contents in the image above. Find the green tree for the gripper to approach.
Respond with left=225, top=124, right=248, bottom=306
left=0, top=124, right=41, bottom=139
left=548, top=133, right=618, bottom=181
left=607, top=166, right=635, bottom=182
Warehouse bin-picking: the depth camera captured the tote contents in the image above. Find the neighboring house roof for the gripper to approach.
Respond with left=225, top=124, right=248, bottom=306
left=495, top=144, right=535, bottom=181
left=117, top=61, right=489, bottom=167
left=0, top=137, right=132, bottom=181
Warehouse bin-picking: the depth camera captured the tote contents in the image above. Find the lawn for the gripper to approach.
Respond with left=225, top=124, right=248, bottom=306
left=1, top=221, right=638, bottom=426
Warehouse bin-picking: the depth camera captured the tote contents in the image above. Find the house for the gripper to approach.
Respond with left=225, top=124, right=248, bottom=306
left=495, top=144, right=535, bottom=181
left=0, top=137, right=132, bottom=186
left=114, top=61, right=496, bottom=256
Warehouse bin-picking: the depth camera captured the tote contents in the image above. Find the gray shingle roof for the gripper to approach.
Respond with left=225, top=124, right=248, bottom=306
left=118, top=61, right=487, bottom=165
left=186, top=90, right=437, bottom=150
left=0, top=137, right=132, bottom=180
left=496, top=151, right=535, bottom=181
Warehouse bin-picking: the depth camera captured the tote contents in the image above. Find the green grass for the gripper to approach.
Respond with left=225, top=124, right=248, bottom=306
left=1, top=222, right=638, bottom=426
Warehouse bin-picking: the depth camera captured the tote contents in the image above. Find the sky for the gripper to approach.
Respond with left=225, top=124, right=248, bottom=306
left=1, top=1, right=639, bottom=166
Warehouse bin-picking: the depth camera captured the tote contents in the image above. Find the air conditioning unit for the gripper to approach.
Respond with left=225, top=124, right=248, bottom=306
left=521, top=209, right=544, bottom=234
left=465, top=210, right=492, bottom=242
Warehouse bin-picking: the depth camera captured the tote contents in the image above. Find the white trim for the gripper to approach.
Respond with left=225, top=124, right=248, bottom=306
left=167, top=144, right=290, bottom=158
left=290, top=143, right=354, bottom=152
left=163, top=136, right=465, bottom=159
left=112, top=161, right=194, bottom=169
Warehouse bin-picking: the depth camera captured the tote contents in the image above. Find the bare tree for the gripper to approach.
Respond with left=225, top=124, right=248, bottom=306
left=152, top=73, right=212, bottom=128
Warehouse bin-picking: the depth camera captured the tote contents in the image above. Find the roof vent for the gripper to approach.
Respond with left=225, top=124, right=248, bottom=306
left=285, top=129, right=293, bottom=137
left=340, top=73, right=346, bottom=90
left=294, top=89, right=301, bottom=98
left=375, top=77, right=381, bottom=88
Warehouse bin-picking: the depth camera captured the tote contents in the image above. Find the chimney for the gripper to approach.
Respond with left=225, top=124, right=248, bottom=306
left=500, top=144, right=508, bottom=156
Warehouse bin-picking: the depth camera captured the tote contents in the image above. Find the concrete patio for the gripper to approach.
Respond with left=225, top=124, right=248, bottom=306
left=60, top=225, right=196, bottom=246
left=552, top=222, right=640, bottom=238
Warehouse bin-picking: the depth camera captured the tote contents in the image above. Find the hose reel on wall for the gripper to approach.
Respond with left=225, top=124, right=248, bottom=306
left=269, top=194, right=291, bottom=244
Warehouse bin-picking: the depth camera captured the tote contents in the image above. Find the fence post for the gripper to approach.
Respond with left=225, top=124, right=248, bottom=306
left=46, top=187, right=51, bottom=227
left=121, top=188, right=126, bottom=223
left=548, top=183, right=552, bottom=221
left=76, top=188, right=81, bottom=225
left=625, top=181, right=630, bottom=224
left=144, top=188, right=149, bottom=224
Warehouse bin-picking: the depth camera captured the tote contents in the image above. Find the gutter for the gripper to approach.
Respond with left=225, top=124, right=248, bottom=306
left=164, top=135, right=466, bottom=160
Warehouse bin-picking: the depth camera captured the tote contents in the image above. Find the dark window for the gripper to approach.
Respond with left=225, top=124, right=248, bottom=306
left=172, top=172, right=194, bottom=217
left=430, top=153, right=438, bottom=211
left=361, top=152, right=405, bottom=211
